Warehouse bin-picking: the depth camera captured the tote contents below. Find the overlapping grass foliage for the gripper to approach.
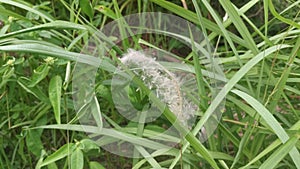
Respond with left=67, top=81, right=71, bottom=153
left=0, top=0, right=300, bottom=169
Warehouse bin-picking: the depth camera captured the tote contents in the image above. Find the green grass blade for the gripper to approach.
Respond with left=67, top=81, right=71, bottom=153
left=112, top=0, right=129, bottom=50
left=0, top=21, right=87, bottom=40
left=267, top=37, right=300, bottom=112
left=34, top=124, right=172, bottom=150
left=149, top=0, right=246, bottom=47
left=0, top=0, right=54, bottom=21
left=0, top=8, right=30, bottom=21
left=268, top=0, right=300, bottom=29
left=134, top=146, right=162, bottom=169
left=0, top=42, right=100, bottom=66
left=1, top=39, right=218, bottom=167
left=200, top=0, right=242, bottom=63
left=171, top=44, right=290, bottom=169
left=192, top=44, right=290, bottom=139
left=189, top=24, right=208, bottom=110
left=240, top=140, right=281, bottom=169
left=91, top=96, right=103, bottom=129
left=230, top=123, right=254, bottom=169
left=259, top=136, right=300, bottom=169
left=219, top=0, right=259, bottom=54
left=231, top=89, right=300, bottom=168
left=198, top=0, right=254, bottom=94
left=242, top=120, right=300, bottom=168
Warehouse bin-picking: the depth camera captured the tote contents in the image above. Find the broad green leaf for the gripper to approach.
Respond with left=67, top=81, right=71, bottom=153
left=71, top=148, right=84, bottom=169
left=40, top=143, right=75, bottom=167
left=89, top=161, right=105, bottom=169
left=29, top=64, right=50, bottom=87
left=26, top=130, right=44, bottom=157
left=47, top=163, right=58, bottom=169
left=79, top=139, right=100, bottom=152
left=49, top=75, right=62, bottom=124
left=79, top=0, right=94, bottom=20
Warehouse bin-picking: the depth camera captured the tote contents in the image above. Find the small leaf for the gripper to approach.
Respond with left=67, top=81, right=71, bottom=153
left=26, top=129, right=44, bottom=156
left=14, top=57, right=25, bottom=65
left=71, top=148, right=84, bottom=169
left=0, top=67, right=14, bottom=88
left=96, top=84, right=112, bottom=103
left=49, top=75, right=62, bottom=124
left=17, top=77, right=49, bottom=103
left=79, top=139, right=100, bottom=152
left=94, top=5, right=116, bottom=19
left=90, top=96, right=103, bottom=129
left=47, top=163, right=58, bottom=169
left=35, top=150, right=47, bottom=169
left=79, top=0, right=94, bottom=20
left=40, top=143, right=75, bottom=167
left=89, top=161, right=105, bottom=169
left=29, top=64, right=50, bottom=87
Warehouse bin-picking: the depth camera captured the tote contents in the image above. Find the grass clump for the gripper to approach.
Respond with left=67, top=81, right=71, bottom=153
left=0, top=0, right=300, bottom=169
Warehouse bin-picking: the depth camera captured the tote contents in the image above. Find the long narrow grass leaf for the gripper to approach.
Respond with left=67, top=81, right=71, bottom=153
left=231, top=89, right=300, bottom=168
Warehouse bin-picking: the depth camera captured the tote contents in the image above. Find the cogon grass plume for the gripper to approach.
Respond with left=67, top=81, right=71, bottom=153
left=114, top=48, right=198, bottom=128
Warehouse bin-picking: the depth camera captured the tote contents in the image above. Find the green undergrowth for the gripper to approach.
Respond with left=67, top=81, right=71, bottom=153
left=0, top=0, right=300, bottom=169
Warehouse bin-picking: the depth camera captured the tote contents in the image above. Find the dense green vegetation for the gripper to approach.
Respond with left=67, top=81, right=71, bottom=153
left=0, top=0, right=300, bottom=168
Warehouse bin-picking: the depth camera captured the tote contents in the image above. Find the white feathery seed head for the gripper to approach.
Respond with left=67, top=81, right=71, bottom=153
left=119, top=49, right=198, bottom=128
